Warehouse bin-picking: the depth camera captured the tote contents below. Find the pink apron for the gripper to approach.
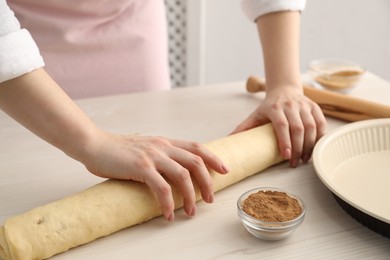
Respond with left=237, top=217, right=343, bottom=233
left=8, top=0, right=171, bottom=98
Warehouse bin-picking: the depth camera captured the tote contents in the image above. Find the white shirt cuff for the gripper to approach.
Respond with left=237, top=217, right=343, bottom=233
left=241, top=0, right=307, bottom=22
left=0, top=29, right=45, bottom=83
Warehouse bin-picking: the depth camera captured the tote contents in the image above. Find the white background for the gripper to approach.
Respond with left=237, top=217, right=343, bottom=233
left=186, top=0, right=390, bottom=86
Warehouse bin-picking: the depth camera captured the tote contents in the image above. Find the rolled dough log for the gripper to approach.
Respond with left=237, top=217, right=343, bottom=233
left=0, top=124, right=283, bottom=260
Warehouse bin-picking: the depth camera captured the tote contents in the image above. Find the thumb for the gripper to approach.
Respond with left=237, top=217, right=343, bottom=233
left=230, top=117, right=269, bottom=135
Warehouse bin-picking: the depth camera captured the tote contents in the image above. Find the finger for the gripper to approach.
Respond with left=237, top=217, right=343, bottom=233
left=284, top=107, right=304, bottom=168
left=167, top=146, right=215, bottom=205
left=299, top=109, right=317, bottom=163
left=230, top=119, right=253, bottom=135
left=270, top=111, right=292, bottom=160
left=231, top=118, right=267, bottom=135
left=157, top=156, right=201, bottom=217
left=170, top=140, right=229, bottom=175
left=143, top=168, right=176, bottom=221
left=312, top=104, right=328, bottom=140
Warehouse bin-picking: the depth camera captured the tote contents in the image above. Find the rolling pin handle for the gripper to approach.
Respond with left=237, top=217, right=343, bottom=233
left=246, top=76, right=266, bottom=93
left=245, top=75, right=390, bottom=122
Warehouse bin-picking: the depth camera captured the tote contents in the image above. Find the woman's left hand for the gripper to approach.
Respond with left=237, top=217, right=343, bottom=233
left=231, top=86, right=327, bottom=167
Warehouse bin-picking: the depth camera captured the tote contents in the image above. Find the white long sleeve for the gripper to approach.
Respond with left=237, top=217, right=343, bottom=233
left=0, top=0, right=44, bottom=83
left=241, top=0, right=306, bottom=21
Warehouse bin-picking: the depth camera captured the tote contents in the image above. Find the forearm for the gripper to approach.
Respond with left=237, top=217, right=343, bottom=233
left=234, top=10, right=327, bottom=167
left=256, top=11, right=302, bottom=92
left=0, top=68, right=99, bottom=163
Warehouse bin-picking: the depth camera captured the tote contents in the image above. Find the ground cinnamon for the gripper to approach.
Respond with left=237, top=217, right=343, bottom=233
left=315, top=69, right=364, bottom=90
left=242, top=190, right=302, bottom=222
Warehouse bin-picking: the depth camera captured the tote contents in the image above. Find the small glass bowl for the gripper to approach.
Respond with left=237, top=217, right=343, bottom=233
left=237, top=187, right=306, bottom=241
left=308, top=59, right=365, bottom=93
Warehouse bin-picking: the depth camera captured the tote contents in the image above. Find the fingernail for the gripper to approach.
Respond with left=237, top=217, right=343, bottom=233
left=208, top=194, right=215, bottom=203
left=291, top=159, right=299, bottom=168
left=284, top=148, right=291, bottom=160
left=167, top=213, right=175, bottom=222
left=190, top=206, right=196, bottom=216
left=302, top=154, right=310, bottom=163
left=222, top=164, right=230, bottom=174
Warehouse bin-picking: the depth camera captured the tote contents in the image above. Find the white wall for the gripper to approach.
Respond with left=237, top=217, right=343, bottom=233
left=301, top=0, right=390, bottom=81
left=186, top=0, right=263, bottom=86
left=186, top=0, right=390, bottom=86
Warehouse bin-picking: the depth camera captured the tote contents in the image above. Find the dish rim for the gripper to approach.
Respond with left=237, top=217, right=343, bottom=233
left=313, top=118, right=390, bottom=224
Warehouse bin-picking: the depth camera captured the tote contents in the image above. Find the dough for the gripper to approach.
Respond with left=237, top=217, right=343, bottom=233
left=0, top=124, right=283, bottom=260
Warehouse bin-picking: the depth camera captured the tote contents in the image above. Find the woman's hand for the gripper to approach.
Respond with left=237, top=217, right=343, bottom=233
left=232, top=10, right=327, bottom=167
left=232, top=86, right=327, bottom=167
left=82, top=131, right=229, bottom=221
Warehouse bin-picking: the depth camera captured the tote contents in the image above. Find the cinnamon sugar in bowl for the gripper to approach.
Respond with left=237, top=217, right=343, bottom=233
left=308, top=59, right=365, bottom=92
left=237, top=187, right=306, bottom=240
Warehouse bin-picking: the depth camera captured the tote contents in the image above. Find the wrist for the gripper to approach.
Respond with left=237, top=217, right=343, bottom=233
left=63, top=124, right=104, bottom=166
left=266, top=83, right=303, bottom=97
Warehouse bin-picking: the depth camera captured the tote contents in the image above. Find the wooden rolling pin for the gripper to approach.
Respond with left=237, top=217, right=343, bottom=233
left=246, top=76, right=390, bottom=122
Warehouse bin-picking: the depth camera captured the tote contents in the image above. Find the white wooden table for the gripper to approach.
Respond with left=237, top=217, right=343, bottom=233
left=1, top=73, right=389, bottom=259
